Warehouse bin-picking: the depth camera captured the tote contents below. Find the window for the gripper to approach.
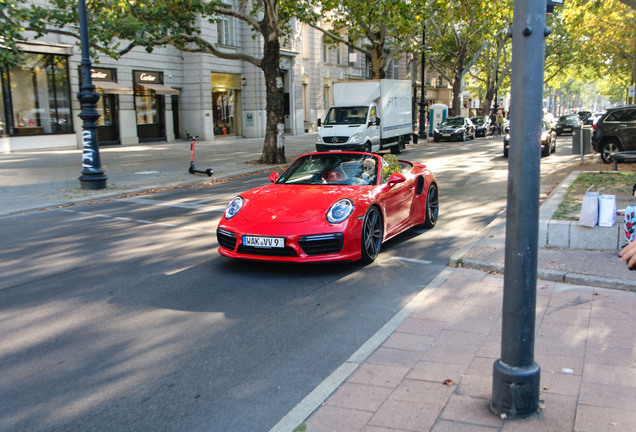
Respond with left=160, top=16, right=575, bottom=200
left=217, top=4, right=235, bottom=46
left=322, top=37, right=329, bottom=63
left=7, top=53, right=72, bottom=135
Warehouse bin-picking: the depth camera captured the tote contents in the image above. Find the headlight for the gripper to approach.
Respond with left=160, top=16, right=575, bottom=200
left=316, top=135, right=322, bottom=143
left=350, top=133, right=362, bottom=143
left=326, top=199, right=354, bottom=224
left=454, top=128, right=463, bottom=134
left=224, top=196, right=244, bottom=219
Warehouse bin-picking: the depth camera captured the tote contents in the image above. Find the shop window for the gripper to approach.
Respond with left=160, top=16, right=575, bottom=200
left=8, top=53, right=72, bottom=135
left=212, top=89, right=236, bottom=135
left=135, top=84, right=159, bottom=125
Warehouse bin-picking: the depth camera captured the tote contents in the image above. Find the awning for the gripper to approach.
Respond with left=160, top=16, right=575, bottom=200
left=94, top=81, right=134, bottom=95
left=139, top=83, right=180, bottom=95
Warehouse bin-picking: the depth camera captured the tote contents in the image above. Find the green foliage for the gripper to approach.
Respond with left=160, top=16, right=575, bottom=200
left=382, top=154, right=402, bottom=183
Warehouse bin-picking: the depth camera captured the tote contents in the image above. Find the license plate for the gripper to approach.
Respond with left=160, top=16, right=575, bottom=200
left=563, top=128, right=571, bottom=132
left=442, top=133, right=451, bottom=136
left=243, top=235, right=285, bottom=248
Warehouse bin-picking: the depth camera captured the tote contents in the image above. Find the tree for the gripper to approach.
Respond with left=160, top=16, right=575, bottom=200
left=309, top=0, right=421, bottom=79
left=425, top=0, right=491, bottom=115
left=3, top=0, right=315, bottom=164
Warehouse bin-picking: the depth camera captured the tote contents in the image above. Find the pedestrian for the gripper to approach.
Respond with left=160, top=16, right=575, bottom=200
left=497, top=110, right=505, bottom=134
left=619, top=183, right=636, bottom=254
left=620, top=239, right=636, bottom=270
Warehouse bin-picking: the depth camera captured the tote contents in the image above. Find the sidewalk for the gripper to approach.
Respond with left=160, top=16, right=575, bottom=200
left=290, top=266, right=636, bottom=432
left=3, top=136, right=635, bottom=431
left=0, top=134, right=317, bottom=216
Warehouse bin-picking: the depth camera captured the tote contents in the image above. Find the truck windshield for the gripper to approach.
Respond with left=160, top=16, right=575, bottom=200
left=324, top=107, right=369, bottom=125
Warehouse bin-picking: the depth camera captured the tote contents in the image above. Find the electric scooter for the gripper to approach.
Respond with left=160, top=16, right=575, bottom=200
left=188, top=135, right=213, bottom=177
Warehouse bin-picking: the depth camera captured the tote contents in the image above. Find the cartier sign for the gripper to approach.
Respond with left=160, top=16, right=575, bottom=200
left=90, top=67, right=113, bottom=81
left=134, top=71, right=161, bottom=84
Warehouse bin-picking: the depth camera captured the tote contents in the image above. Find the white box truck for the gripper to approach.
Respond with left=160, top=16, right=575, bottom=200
left=316, top=80, right=413, bottom=154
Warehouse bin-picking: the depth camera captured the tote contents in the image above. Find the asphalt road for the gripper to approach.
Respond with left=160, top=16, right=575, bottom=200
left=0, top=135, right=576, bottom=431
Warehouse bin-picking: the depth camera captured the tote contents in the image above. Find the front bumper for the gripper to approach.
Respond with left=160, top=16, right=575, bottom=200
left=216, top=218, right=363, bottom=262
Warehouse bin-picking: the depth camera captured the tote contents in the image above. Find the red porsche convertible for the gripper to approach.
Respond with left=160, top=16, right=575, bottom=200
left=216, top=152, right=438, bottom=263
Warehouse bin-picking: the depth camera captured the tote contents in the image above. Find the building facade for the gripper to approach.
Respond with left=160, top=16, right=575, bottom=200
left=0, top=3, right=452, bottom=153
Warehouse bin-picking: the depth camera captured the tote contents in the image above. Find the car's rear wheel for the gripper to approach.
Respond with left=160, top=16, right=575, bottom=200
left=601, top=140, right=622, bottom=164
left=422, top=183, right=439, bottom=229
left=360, top=206, right=383, bottom=263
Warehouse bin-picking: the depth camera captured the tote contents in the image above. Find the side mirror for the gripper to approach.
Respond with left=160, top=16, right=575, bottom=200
left=387, top=172, right=406, bottom=186
left=317, top=119, right=322, bottom=127
left=375, top=117, right=381, bottom=126
left=269, top=172, right=280, bottom=183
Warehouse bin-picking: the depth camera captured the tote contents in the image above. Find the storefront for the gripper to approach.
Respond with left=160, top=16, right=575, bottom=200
left=211, top=73, right=242, bottom=136
left=133, top=70, right=179, bottom=142
left=1, top=47, right=73, bottom=138
left=91, top=67, right=133, bottom=145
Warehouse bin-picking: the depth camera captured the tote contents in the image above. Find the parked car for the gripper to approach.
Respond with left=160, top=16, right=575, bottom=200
left=554, top=115, right=581, bottom=135
left=433, top=117, right=476, bottom=142
left=503, top=120, right=556, bottom=157
left=470, top=116, right=490, bottom=137
left=591, top=105, right=636, bottom=163
left=216, top=151, right=439, bottom=263
left=578, top=110, right=594, bottom=126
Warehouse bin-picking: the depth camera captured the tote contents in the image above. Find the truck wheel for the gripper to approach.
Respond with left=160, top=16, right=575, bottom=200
left=390, top=139, right=403, bottom=154
left=364, top=142, right=372, bottom=153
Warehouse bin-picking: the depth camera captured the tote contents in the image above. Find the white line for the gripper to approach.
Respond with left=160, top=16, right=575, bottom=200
left=387, top=256, right=432, bottom=265
left=121, top=197, right=225, bottom=212
left=268, top=268, right=454, bottom=432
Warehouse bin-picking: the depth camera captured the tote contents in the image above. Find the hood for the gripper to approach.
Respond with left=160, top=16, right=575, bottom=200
left=241, top=184, right=366, bottom=223
left=319, top=124, right=365, bottom=137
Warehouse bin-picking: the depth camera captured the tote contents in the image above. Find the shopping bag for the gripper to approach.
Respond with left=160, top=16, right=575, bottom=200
left=598, top=194, right=616, bottom=227
left=579, top=185, right=603, bottom=227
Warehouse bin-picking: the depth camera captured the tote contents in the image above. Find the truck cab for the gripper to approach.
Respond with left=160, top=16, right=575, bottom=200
left=316, top=104, right=380, bottom=152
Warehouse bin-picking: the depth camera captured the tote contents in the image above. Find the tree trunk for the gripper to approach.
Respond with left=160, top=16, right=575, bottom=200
left=258, top=9, right=286, bottom=164
left=451, top=77, right=463, bottom=116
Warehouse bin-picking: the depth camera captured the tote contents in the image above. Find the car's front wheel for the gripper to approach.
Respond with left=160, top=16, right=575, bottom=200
left=422, top=183, right=439, bottom=229
left=601, top=140, right=622, bottom=163
left=360, top=206, right=383, bottom=263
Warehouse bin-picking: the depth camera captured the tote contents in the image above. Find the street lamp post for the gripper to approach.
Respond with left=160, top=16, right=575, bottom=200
left=418, top=25, right=428, bottom=138
left=490, top=0, right=550, bottom=418
left=77, top=0, right=107, bottom=190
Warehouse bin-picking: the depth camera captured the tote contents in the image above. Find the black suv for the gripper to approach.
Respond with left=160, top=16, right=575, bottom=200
left=591, top=105, right=636, bottom=163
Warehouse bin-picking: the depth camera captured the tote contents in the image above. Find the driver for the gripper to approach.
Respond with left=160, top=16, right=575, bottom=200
left=360, top=158, right=377, bottom=184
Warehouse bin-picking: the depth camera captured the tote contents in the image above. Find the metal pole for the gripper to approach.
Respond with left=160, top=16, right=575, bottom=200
left=77, top=0, right=107, bottom=190
left=490, top=0, right=547, bottom=418
left=418, top=25, right=428, bottom=138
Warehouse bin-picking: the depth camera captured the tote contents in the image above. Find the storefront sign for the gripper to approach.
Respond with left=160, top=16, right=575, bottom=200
left=134, top=71, right=162, bottom=84
left=91, top=68, right=113, bottom=81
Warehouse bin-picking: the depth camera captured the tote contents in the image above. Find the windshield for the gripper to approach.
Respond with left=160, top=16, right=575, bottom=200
left=471, top=117, right=485, bottom=125
left=324, top=107, right=369, bottom=125
left=277, top=153, right=381, bottom=186
left=440, top=118, right=464, bottom=127
left=560, top=115, right=579, bottom=122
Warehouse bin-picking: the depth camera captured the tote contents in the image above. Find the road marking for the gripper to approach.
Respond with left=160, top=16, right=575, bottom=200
left=385, top=256, right=432, bottom=265
left=120, top=197, right=225, bottom=212
left=61, top=209, right=215, bottom=233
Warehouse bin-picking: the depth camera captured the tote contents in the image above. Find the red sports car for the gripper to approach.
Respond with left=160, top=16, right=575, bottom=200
left=216, top=152, right=438, bottom=263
